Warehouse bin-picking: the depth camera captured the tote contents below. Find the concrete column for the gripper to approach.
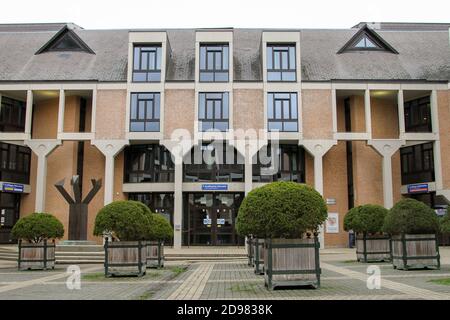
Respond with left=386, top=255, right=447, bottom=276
left=364, top=89, right=372, bottom=138
left=25, top=90, right=33, bottom=136
left=368, top=140, right=405, bottom=208
left=92, top=140, right=128, bottom=205
left=25, top=140, right=62, bottom=212
left=397, top=89, right=405, bottom=137
left=57, top=89, right=65, bottom=135
left=301, top=140, right=337, bottom=249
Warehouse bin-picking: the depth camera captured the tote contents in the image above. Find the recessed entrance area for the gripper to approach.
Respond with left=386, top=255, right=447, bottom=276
left=183, top=193, right=244, bottom=246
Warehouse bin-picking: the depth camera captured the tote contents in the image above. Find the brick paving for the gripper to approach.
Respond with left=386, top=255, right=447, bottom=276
left=0, top=248, right=449, bottom=300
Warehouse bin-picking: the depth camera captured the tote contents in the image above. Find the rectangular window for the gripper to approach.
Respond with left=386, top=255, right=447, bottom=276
left=400, top=142, right=435, bottom=185
left=404, top=95, right=432, bottom=133
left=130, top=93, right=160, bottom=132
left=0, top=142, right=31, bottom=184
left=132, top=45, right=162, bottom=82
left=0, top=96, right=26, bottom=132
left=266, top=44, right=296, bottom=81
left=267, top=93, right=298, bottom=132
left=198, top=92, right=229, bottom=132
left=199, top=44, right=229, bottom=82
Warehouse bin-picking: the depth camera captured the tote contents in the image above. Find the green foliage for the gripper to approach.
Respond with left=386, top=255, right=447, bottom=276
left=93, top=200, right=150, bottom=241
left=440, top=209, right=450, bottom=234
left=343, top=204, right=388, bottom=234
left=11, top=213, right=64, bottom=243
left=236, top=181, right=327, bottom=238
left=147, top=214, right=174, bottom=241
left=383, top=198, right=439, bottom=235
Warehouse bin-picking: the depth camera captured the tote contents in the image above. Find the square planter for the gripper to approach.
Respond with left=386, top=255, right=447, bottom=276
left=264, top=237, right=321, bottom=290
left=391, top=234, right=440, bottom=270
left=246, top=236, right=253, bottom=266
left=18, top=239, right=55, bottom=271
left=104, top=239, right=146, bottom=277
left=253, top=238, right=265, bottom=275
left=146, top=240, right=164, bottom=268
left=356, top=233, right=392, bottom=263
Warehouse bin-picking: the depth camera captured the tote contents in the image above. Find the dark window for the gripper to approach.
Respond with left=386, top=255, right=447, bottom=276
left=252, top=144, right=305, bottom=182
left=198, top=92, right=229, bottom=132
left=124, top=144, right=174, bottom=183
left=184, top=142, right=244, bottom=182
left=132, top=45, right=162, bottom=82
left=266, top=44, right=296, bottom=81
left=400, top=142, right=435, bottom=185
left=404, top=96, right=432, bottom=133
left=130, top=93, right=160, bottom=132
left=267, top=93, right=298, bottom=132
left=0, top=142, right=31, bottom=184
left=199, top=44, right=229, bottom=82
left=128, top=193, right=174, bottom=225
left=0, top=96, right=26, bottom=132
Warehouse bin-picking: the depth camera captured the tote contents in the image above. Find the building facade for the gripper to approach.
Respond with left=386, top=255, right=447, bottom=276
left=0, top=22, right=449, bottom=248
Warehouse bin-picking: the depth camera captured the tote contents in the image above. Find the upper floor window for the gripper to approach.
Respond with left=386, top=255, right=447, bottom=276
left=198, top=92, right=229, bottom=132
left=132, top=45, right=162, bottom=82
left=0, top=142, right=31, bottom=184
left=130, top=93, right=160, bottom=132
left=400, top=142, right=434, bottom=185
left=0, top=97, right=26, bottom=132
left=199, top=44, right=229, bottom=82
left=267, top=93, right=298, bottom=132
left=404, top=96, right=432, bottom=133
left=266, top=44, right=296, bottom=81
left=124, top=144, right=174, bottom=183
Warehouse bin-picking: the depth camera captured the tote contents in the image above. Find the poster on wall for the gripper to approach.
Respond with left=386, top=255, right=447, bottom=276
left=326, top=212, right=339, bottom=233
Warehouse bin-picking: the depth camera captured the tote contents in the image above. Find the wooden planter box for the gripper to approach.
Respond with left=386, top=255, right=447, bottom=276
left=146, top=240, right=164, bottom=268
left=253, top=238, right=265, bottom=275
left=264, top=237, right=321, bottom=290
left=104, top=239, right=146, bottom=277
left=18, top=239, right=55, bottom=271
left=391, top=234, right=440, bottom=270
left=246, top=236, right=253, bottom=266
left=356, top=233, right=392, bottom=263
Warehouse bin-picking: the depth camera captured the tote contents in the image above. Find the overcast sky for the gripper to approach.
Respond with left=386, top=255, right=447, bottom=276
left=2, top=0, right=449, bottom=29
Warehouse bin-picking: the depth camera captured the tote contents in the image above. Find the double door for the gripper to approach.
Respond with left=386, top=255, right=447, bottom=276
left=0, top=193, right=20, bottom=243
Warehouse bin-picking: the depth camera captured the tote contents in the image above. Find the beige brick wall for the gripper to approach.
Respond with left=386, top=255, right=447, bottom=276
left=164, top=89, right=195, bottom=139
left=233, top=89, right=264, bottom=131
left=302, top=89, right=333, bottom=139
left=437, top=90, right=450, bottom=189
left=371, top=96, right=399, bottom=139
left=95, top=90, right=126, bottom=139
left=32, top=97, right=59, bottom=139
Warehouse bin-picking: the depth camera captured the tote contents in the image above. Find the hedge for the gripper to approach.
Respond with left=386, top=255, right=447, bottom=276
left=236, top=181, right=327, bottom=238
left=343, top=204, right=388, bottom=234
left=383, top=198, right=439, bottom=235
left=11, top=213, right=64, bottom=243
left=147, top=214, right=173, bottom=241
left=440, top=209, right=450, bottom=234
left=93, top=200, right=150, bottom=241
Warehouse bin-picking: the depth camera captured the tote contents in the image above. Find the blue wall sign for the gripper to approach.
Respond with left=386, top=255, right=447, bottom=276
left=2, top=183, right=24, bottom=193
left=201, top=184, right=228, bottom=191
left=407, top=183, right=429, bottom=194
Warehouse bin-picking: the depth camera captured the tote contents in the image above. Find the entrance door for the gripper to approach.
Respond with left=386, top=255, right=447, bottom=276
left=185, top=193, right=243, bottom=246
left=0, top=193, right=20, bottom=243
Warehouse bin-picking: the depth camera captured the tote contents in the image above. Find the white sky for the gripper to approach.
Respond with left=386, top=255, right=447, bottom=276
left=2, top=0, right=449, bottom=29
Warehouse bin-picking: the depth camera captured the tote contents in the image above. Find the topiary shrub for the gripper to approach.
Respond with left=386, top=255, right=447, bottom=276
left=147, top=214, right=173, bottom=241
left=236, top=181, right=327, bottom=239
left=343, top=204, right=388, bottom=234
left=93, top=200, right=150, bottom=241
left=12, top=213, right=64, bottom=243
left=383, top=198, right=439, bottom=235
left=440, top=209, right=450, bottom=234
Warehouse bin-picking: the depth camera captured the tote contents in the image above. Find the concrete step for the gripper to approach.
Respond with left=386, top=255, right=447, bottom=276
left=56, top=251, right=104, bottom=257
left=56, top=245, right=103, bottom=253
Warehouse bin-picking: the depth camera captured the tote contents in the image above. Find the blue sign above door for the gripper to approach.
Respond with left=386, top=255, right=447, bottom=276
left=2, top=183, right=24, bottom=193
left=407, top=183, right=429, bottom=194
left=201, top=184, right=229, bottom=191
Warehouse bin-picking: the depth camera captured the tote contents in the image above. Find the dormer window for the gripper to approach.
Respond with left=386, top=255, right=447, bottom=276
left=266, top=44, right=296, bottom=81
left=337, top=24, right=398, bottom=54
left=199, top=44, right=229, bottom=82
left=132, top=45, right=162, bottom=82
left=35, top=26, right=94, bottom=54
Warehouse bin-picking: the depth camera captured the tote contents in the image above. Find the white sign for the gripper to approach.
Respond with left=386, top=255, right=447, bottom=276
left=203, top=218, right=212, bottom=225
left=217, top=218, right=225, bottom=225
left=326, top=198, right=336, bottom=205
left=326, top=213, right=339, bottom=233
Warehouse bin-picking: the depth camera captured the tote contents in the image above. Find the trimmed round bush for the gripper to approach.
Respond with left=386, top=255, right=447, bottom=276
left=11, top=213, right=64, bottom=243
left=383, top=198, right=439, bottom=235
left=93, top=200, right=150, bottom=241
left=343, top=204, right=388, bottom=234
left=236, top=181, right=327, bottom=238
left=147, top=214, right=174, bottom=241
left=440, top=209, right=450, bottom=234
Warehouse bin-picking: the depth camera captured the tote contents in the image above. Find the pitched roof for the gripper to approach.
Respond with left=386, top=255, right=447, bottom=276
left=336, top=24, right=398, bottom=54
left=0, top=24, right=448, bottom=83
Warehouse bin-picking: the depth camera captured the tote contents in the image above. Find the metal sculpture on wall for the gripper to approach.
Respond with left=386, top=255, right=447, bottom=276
left=55, top=176, right=102, bottom=240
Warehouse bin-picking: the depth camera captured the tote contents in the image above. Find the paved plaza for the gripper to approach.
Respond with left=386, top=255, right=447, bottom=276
left=0, top=248, right=450, bottom=300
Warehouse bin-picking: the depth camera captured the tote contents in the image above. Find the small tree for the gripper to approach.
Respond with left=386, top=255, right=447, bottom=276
left=147, top=214, right=173, bottom=241
left=344, top=204, right=388, bottom=235
left=383, top=198, right=439, bottom=235
left=93, top=200, right=150, bottom=241
left=236, top=181, right=327, bottom=239
left=12, top=213, right=64, bottom=243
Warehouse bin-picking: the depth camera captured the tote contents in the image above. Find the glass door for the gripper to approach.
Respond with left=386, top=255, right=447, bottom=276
left=0, top=193, right=20, bottom=243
